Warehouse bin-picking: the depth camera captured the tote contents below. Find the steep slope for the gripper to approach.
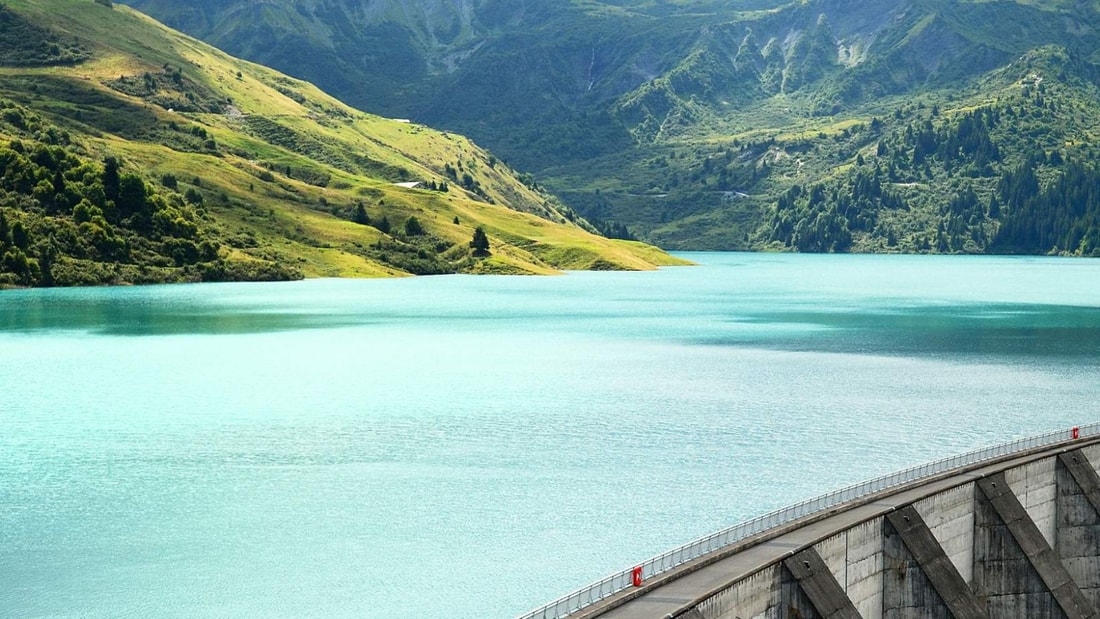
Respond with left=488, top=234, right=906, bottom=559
left=0, top=0, right=683, bottom=287
left=123, top=0, right=550, bottom=127
left=121, top=0, right=786, bottom=168
left=120, top=0, right=1100, bottom=253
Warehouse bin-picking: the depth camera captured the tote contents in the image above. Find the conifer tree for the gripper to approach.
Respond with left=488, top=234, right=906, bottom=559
left=470, top=226, right=490, bottom=256
left=352, top=202, right=370, bottom=225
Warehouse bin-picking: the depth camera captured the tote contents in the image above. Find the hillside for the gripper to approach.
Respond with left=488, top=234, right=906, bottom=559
left=0, top=0, right=684, bottom=288
left=121, top=0, right=1100, bottom=255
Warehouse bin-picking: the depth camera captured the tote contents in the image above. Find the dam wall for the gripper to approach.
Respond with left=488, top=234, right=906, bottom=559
left=590, top=440, right=1100, bottom=619
left=518, top=426, right=1100, bottom=619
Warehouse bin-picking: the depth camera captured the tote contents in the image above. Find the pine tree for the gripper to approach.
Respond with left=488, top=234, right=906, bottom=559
left=470, top=226, right=490, bottom=256
left=404, top=216, right=424, bottom=236
left=352, top=202, right=370, bottom=225
left=102, top=156, right=120, bottom=205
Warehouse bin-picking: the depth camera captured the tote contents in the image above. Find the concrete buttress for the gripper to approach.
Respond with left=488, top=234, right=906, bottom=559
left=1057, top=451, right=1100, bottom=612
left=975, top=473, right=1095, bottom=619
left=884, top=506, right=985, bottom=619
left=783, top=548, right=862, bottom=619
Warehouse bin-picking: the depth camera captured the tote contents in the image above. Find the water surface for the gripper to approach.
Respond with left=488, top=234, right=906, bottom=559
left=1, top=253, right=1098, bottom=618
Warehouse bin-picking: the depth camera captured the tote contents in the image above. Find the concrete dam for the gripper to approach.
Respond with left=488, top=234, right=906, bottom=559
left=519, top=425, right=1100, bottom=619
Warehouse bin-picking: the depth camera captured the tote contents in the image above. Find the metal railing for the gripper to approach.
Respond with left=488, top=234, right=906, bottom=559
left=517, top=423, right=1100, bottom=619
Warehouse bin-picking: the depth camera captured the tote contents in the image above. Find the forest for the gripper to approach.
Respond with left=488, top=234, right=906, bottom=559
left=763, top=80, right=1100, bottom=257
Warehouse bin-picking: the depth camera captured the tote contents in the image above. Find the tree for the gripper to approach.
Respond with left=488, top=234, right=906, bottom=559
left=470, top=226, right=490, bottom=256
left=117, top=174, right=147, bottom=220
left=2, top=248, right=38, bottom=285
left=987, top=194, right=1001, bottom=219
left=376, top=215, right=391, bottom=234
left=37, top=241, right=57, bottom=287
left=52, top=170, right=66, bottom=195
left=102, top=156, right=120, bottom=205
left=352, top=202, right=370, bottom=225
left=11, top=221, right=29, bottom=249
left=403, top=216, right=424, bottom=236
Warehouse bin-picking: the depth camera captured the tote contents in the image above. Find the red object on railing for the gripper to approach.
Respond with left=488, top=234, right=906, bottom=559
left=1073, top=426, right=1080, bottom=439
left=631, top=565, right=643, bottom=587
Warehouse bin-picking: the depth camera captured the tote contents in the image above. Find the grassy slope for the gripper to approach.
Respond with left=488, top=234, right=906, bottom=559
left=0, top=0, right=686, bottom=284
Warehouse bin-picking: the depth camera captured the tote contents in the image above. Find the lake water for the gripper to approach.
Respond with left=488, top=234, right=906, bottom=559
left=1, top=253, right=1099, bottom=618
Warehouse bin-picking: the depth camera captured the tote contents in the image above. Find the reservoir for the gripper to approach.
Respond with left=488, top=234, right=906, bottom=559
left=1, top=253, right=1099, bottom=618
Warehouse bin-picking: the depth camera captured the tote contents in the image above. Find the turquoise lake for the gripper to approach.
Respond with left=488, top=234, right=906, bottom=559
left=2, top=253, right=1099, bottom=618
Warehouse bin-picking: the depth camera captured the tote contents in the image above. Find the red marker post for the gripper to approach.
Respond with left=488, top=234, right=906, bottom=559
left=631, top=565, right=643, bottom=587
left=1073, top=426, right=1080, bottom=440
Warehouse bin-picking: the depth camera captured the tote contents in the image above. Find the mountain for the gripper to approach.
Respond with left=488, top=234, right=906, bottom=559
left=120, top=0, right=1100, bottom=255
left=0, top=0, right=684, bottom=288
